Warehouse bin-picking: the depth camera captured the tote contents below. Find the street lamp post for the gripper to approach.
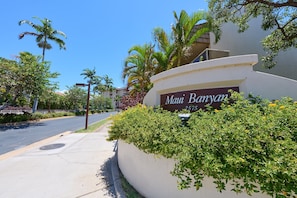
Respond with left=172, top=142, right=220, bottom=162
left=75, top=83, right=90, bottom=129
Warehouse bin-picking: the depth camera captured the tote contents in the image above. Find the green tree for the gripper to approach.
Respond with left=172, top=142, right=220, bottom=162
left=18, top=17, right=66, bottom=112
left=18, top=16, right=66, bottom=62
left=208, top=0, right=297, bottom=68
left=64, top=86, right=87, bottom=110
left=80, top=68, right=115, bottom=101
left=38, top=86, right=60, bottom=112
left=123, top=44, right=155, bottom=94
left=171, top=10, right=216, bottom=67
left=81, top=68, right=100, bottom=85
left=102, top=75, right=114, bottom=94
left=18, top=52, right=59, bottom=105
left=90, top=95, right=112, bottom=111
left=93, top=81, right=106, bottom=95
left=80, top=67, right=103, bottom=96
left=122, top=10, right=218, bottom=96
left=152, top=27, right=175, bottom=72
left=90, top=95, right=105, bottom=110
left=0, top=52, right=58, bottom=107
left=0, top=58, right=18, bottom=105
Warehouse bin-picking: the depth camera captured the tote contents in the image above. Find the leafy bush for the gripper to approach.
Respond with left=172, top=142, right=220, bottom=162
left=75, top=110, right=86, bottom=116
left=0, top=113, right=32, bottom=123
left=0, top=111, right=75, bottom=124
left=108, top=92, right=297, bottom=197
left=119, top=92, right=146, bottom=110
left=108, top=104, right=184, bottom=157
left=30, top=112, right=45, bottom=120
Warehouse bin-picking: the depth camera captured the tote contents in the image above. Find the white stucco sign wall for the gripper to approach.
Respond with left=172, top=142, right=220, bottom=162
left=119, top=54, right=297, bottom=197
left=144, top=54, right=297, bottom=107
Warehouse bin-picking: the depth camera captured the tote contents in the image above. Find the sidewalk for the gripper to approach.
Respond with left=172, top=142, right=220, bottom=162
left=0, top=124, right=121, bottom=198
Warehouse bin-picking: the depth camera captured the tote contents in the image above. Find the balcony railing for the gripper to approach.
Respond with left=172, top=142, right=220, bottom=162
left=192, top=48, right=230, bottom=63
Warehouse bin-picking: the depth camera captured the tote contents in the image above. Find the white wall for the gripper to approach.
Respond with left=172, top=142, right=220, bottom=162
left=144, top=54, right=297, bottom=107
left=121, top=54, right=297, bottom=197
left=118, top=140, right=270, bottom=198
left=209, top=18, right=297, bottom=81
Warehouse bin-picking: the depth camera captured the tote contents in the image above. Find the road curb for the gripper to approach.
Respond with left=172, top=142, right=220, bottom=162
left=0, top=131, right=72, bottom=161
left=97, top=122, right=127, bottom=197
left=111, top=147, right=127, bottom=198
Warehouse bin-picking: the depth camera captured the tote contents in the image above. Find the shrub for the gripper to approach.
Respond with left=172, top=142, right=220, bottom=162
left=75, top=110, right=86, bottom=116
left=108, top=104, right=184, bottom=157
left=0, top=113, right=32, bottom=123
left=0, top=111, right=75, bottom=124
left=30, top=112, right=44, bottom=120
left=108, top=92, right=297, bottom=197
left=119, top=92, right=146, bottom=110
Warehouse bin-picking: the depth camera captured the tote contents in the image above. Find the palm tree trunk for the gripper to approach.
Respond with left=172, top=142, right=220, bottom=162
left=33, top=42, right=46, bottom=113
left=42, top=45, right=46, bottom=62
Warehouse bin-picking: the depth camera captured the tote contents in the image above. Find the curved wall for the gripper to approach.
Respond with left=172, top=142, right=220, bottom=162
left=118, top=140, right=270, bottom=198
left=119, top=54, right=297, bottom=197
left=143, top=54, right=297, bottom=106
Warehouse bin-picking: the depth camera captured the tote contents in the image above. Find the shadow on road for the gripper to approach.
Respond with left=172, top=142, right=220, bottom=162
left=0, top=122, right=46, bottom=132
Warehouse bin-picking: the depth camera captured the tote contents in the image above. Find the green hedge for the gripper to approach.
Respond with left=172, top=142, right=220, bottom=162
left=0, top=112, right=32, bottom=123
left=0, top=111, right=75, bottom=124
left=108, top=92, right=297, bottom=197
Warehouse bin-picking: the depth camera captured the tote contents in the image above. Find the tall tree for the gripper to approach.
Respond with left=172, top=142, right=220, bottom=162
left=18, top=17, right=65, bottom=112
left=18, top=52, right=59, bottom=106
left=38, top=83, right=59, bottom=112
left=81, top=68, right=100, bottom=85
left=93, top=81, right=106, bottom=95
left=64, top=86, right=87, bottom=110
left=102, top=75, right=114, bottom=93
left=208, top=0, right=297, bottom=68
left=80, top=67, right=102, bottom=96
left=18, top=16, right=66, bottom=62
left=0, top=52, right=58, bottom=107
left=123, top=44, right=156, bottom=94
left=0, top=58, right=18, bottom=105
left=171, top=10, right=216, bottom=67
left=152, top=27, right=176, bottom=72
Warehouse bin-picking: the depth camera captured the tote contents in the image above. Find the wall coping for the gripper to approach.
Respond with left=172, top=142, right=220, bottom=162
left=151, top=54, right=258, bottom=84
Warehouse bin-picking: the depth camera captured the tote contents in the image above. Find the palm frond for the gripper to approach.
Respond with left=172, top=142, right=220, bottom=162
left=18, top=32, right=39, bottom=39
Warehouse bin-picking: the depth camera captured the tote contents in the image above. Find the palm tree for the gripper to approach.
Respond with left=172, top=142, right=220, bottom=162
left=122, top=44, right=156, bottom=94
left=93, top=81, right=106, bottom=95
left=81, top=68, right=99, bottom=84
left=18, top=16, right=66, bottom=62
left=153, top=27, right=175, bottom=72
left=171, top=10, right=213, bottom=67
left=102, top=75, right=114, bottom=93
left=81, top=68, right=101, bottom=96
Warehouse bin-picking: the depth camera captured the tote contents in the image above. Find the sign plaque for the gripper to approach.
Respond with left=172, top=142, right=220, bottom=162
left=160, top=87, right=239, bottom=112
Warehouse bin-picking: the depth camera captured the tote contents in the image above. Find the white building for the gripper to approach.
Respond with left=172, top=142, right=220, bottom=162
left=188, top=18, right=297, bottom=81
left=102, top=87, right=127, bottom=109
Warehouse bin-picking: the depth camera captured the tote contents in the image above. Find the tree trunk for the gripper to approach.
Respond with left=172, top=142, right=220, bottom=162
left=32, top=98, right=38, bottom=113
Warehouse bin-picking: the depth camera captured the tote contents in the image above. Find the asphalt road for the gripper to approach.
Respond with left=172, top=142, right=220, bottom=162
left=0, top=112, right=116, bottom=155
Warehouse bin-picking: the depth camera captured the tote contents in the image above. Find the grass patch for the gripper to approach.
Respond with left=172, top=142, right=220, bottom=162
left=75, top=118, right=109, bottom=133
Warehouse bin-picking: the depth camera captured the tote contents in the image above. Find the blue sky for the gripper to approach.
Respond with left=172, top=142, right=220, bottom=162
left=1, top=0, right=208, bottom=92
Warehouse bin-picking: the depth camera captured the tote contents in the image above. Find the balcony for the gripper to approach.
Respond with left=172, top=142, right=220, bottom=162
left=192, top=48, right=230, bottom=63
